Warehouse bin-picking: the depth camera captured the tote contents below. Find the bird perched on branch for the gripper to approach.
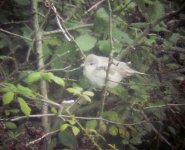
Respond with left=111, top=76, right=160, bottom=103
left=82, top=54, right=145, bottom=88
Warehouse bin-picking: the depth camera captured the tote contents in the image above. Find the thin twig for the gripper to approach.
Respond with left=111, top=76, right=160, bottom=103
left=85, top=0, right=105, bottom=14
left=43, top=24, right=94, bottom=36
left=2, top=20, right=31, bottom=25
left=100, top=0, right=113, bottom=116
left=0, top=28, right=32, bottom=41
left=141, top=111, right=173, bottom=148
left=26, top=129, right=59, bottom=147
left=0, top=113, right=156, bottom=127
left=48, top=1, right=73, bottom=41
left=144, top=103, right=185, bottom=110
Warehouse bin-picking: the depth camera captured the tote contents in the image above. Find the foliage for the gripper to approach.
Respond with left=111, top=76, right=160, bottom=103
left=0, top=0, right=185, bottom=149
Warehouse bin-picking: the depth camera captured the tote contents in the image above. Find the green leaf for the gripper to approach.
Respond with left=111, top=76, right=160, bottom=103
left=17, top=84, right=35, bottom=98
left=41, top=72, right=53, bottom=81
left=75, top=34, right=97, bottom=51
left=169, top=33, right=181, bottom=45
left=113, top=28, right=133, bottom=45
left=109, top=125, right=118, bottom=136
left=82, top=91, right=94, bottom=97
left=86, top=120, right=97, bottom=129
left=68, top=119, right=76, bottom=125
left=67, top=87, right=82, bottom=95
left=119, top=128, right=127, bottom=138
left=82, top=95, right=91, bottom=102
left=72, top=126, right=80, bottom=136
left=51, top=107, right=57, bottom=114
left=0, top=83, right=17, bottom=93
left=94, top=8, right=109, bottom=33
left=103, top=111, right=120, bottom=122
left=42, top=43, right=51, bottom=61
left=98, top=40, right=110, bottom=54
left=58, top=131, right=78, bottom=149
left=52, top=76, right=65, bottom=87
left=5, top=122, right=17, bottom=129
left=99, top=121, right=107, bottom=133
left=18, top=97, right=31, bottom=116
left=3, top=92, right=14, bottom=105
left=24, top=72, right=42, bottom=84
left=60, top=123, right=69, bottom=132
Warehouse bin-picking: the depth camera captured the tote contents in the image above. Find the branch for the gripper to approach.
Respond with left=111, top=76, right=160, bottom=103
left=117, top=2, right=185, bottom=60
left=141, top=111, right=173, bottom=148
left=43, top=24, right=94, bottom=36
left=85, top=0, right=105, bottom=14
left=26, top=129, right=59, bottom=147
left=100, top=0, right=113, bottom=116
left=43, top=1, right=85, bottom=59
left=0, top=113, right=154, bottom=127
left=0, top=28, right=32, bottom=41
left=144, top=103, right=185, bottom=110
left=32, top=0, right=50, bottom=135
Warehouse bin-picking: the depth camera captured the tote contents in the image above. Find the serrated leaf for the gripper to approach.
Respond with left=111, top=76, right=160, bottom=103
left=60, top=123, right=69, bottom=132
left=5, top=122, right=17, bottom=129
left=75, top=34, right=97, bottom=51
left=0, top=83, right=17, bottom=93
left=17, top=84, right=35, bottom=98
left=3, top=92, right=15, bottom=105
left=24, top=72, right=42, bottom=84
left=86, top=120, right=97, bottom=129
left=18, top=97, right=31, bottom=116
left=72, top=126, right=80, bottom=136
left=82, top=91, right=94, bottom=97
left=109, top=125, right=118, bottom=136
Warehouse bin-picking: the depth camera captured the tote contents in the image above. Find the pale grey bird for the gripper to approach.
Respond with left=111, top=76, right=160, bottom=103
left=82, top=54, right=145, bottom=88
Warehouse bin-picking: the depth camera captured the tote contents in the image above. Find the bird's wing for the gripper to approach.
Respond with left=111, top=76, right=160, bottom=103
left=96, top=57, right=120, bottom=76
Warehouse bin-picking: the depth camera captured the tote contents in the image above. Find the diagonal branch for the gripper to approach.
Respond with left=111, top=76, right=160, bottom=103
left=141, top=110, right=173, bottom=148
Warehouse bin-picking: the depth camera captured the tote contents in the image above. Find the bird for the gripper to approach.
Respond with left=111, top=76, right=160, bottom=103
left=82, top=54, right=145, bottom=88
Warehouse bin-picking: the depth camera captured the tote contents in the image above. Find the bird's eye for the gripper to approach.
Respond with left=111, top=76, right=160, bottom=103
left=90, top=63, right=94, bottom=66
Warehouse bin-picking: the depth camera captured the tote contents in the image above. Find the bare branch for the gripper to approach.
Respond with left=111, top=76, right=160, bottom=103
left=43, top=24, right=94, bottom=36
left=26, top=130, right=59, bottom=147
left=0, top=28, right=32, bottom=41
left=85, top=0, right=105, bottom=14
left=141, top=111, right=173, bottom=148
